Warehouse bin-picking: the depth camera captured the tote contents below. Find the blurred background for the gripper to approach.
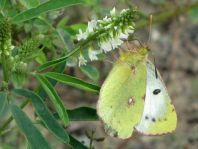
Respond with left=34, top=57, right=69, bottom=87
left=0, top=0, right=198, bottom=149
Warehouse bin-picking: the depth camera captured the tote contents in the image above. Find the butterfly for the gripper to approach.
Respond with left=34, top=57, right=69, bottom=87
left=97, top=47, right=177, bottom=139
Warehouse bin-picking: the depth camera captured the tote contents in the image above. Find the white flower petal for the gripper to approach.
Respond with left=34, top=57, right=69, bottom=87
left=78, top=54, right=87, bottom=66
left=111, top=37, right=123, bottom=49
left=88, top=20, right=97, bottom=32
left=119, top=33, right=128, bottom=40
left=100, top=41, right=112, bottom=53
left=76, top=29, right=88, bottom=41
left=121, top=9, right=129, bottom=14
left=89, top=49, right=99, bottom=61
left=103, top=16, right=111, bottom=22
left=11, top=45, right=15, bottom=50
left=110, top=7, right=116, bottom=16
left=127, top=29, right=134, bottom=34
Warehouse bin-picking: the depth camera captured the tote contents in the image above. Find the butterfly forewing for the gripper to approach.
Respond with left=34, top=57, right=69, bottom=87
left=135, top=60, right=177, bottom=135
left=97, top=57, right=147, bottom=139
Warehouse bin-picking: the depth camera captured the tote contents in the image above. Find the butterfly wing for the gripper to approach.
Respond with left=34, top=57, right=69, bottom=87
left=135, top=60, right=177, bottom=135
left=97, top=60, right=147, bottom=139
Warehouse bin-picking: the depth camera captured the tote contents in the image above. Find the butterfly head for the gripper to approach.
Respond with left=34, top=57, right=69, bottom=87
left=119, top=46, right=150, bottom=66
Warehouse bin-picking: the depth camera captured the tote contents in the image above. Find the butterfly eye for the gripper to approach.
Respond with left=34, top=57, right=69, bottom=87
left=153, top=89, right=161, bottom=95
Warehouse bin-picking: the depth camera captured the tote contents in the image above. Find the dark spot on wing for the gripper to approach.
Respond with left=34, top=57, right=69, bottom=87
left=152, top=118, right=156, bottom=122
left=164, top=118, right=167, bottom=121
left=145, top=116, right=149, bottom=120
left=153, top=89, right=161, bottom=95
left=172, top=108, right=175, bottom=112
left=142, top=94, right=145, bottom=101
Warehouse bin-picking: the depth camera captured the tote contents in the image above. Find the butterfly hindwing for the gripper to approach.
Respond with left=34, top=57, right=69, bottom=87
left=135, top=60, right=177, bottom=135
left=97, top=52, right=147, bottom=139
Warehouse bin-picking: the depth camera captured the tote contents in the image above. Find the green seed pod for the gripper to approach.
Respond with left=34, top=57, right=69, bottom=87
left=11, top=61, right=28, bottom=87
left=0, top=18, right=11, bottom=44
left=17, top=38, right=40, bottom=61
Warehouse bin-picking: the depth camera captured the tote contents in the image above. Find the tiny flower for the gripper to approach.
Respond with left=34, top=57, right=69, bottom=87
left=75, top=7, right=137, bottom=64
left=121, top=9, right=128, bottom=14
left=11, top=45, right=15, bottom=50
left=78, top=54, right=87, bottom=66
left=77, top=29, right=88, bottom=41
left=88, top=20, right=97, bottom=32
left=110, top=37, right=123, bottom=49
left=119, top=32, right=129, bottom=40
left=88, top=49, right=100, bottom=61
left=103, top=16, right=112, bottom=22
left=110, top=7, right=116, bottom=16
left=100, top=40, right=113, bottom=53
left=126, top=26, right=135, bottom=34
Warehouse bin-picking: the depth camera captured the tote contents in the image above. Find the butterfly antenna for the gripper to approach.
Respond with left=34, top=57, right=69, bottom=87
left=147, top=14, right=153, bottom=47
left=154, top=58, right=158, bottom=79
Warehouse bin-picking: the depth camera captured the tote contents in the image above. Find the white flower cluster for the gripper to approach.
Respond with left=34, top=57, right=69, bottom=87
left=76, top=7, right=137, bottom=66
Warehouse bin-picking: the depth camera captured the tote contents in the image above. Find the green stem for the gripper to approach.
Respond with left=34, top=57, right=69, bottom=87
left=1, top=54, right=9, bottom=83
left=0, top=99, right=30, bottom=136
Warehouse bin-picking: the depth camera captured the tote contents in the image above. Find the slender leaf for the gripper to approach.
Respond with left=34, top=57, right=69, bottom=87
left=0, top=92, right=7, bottom=116
left=54, top=107, right=98, bottom=121
left=69, top=135, right=88, bottom=149
left=80, top=65, right=100, bottom=81
left=11, top=105, right=52, bottom=149
left=0, top=0, right=6, bottom=10
left=0, top=144, right=15, bottom=149
left=37, top=49, right=72, bottom=72
left=19, top=0, right=39, bottom=8
left=38, top=60, right=66, bottom=101
left=45, top=72, right=100, bottom=93
left=12, top=0, right=84, bottom=23
left=35, top=74, right=69, bottom=126
left=13, top=89, right=70, bottom=144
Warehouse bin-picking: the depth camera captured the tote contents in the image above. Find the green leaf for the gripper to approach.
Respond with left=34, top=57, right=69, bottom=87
left=36, top=51, right=48, bottom=64
left=38, top=61, right=66, bottom=101
left=45, top=72, right=100, bottom=93
left=12, top=0, right=84, bottom=23
left=37, top=49, right=72, bottom=72
left=65, top=23, right=87, bottom=36
left=19, top=0, right=39, bottom=8
left=11, top=105, right=52, bottom=149
left=80, top=65, right=100, bottom=81
left=13, top=89, right=70, bottom=144
left=188, top=8, right=198, bottom=23
left=35, top=74, right=69, bottom=126
left=69, top=135, right=88, bottom=149
left=54, top=107, right=98, bottom=121
left=0, top=92, right=7, bottom=116
left=0, top=0, right=6, bottom=10
left=56, top=28, right=74, bottom=50
left=0, top=144, right=15, bottom=149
